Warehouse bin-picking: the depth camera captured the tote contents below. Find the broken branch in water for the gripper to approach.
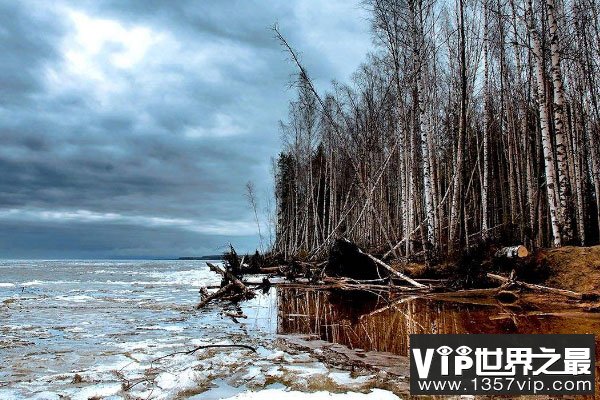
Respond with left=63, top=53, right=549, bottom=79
left=359, top=295, right=420, bottom=320
left=321, top=276, right=426, bottom=292
left=223, top=310, right=247, bottom=319
left=206, top=262, right=252, bottom=295
left=487, top=272, right=583, bottom=300
left=121, top=343, right=257, bottom=392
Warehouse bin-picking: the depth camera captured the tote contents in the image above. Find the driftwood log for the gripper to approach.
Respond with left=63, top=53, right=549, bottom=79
left=322, top=276, right=427, bottom=292
left=207, top=262, right=252, bottom=294
left=362, top=249, right=426, bottom=288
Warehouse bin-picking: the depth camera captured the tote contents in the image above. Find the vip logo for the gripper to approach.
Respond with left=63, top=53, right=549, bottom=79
left=413, top=345, right=474, bottom=378
left=409, top=334, right=595, bottom=395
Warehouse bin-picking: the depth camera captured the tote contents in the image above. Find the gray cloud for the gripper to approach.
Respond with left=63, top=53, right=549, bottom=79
left=0, top=0, right=371, bottom=258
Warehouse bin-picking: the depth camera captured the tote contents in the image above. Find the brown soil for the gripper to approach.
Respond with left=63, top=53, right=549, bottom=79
left=537, top=245, right=600, bottom=293
left=397, top=261, right=428, bottom=277
left=398, top=245, right=600, bottom=294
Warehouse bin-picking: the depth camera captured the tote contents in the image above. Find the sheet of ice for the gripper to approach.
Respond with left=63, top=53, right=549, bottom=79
left=0, top=389, right=20, bottom=400
left=148, top=268, right=223, bottom=287
left=30, top=392, right=62, bottom=400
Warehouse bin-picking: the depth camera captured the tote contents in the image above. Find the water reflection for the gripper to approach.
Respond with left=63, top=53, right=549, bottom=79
left=277, top=287, right=600, bottom=358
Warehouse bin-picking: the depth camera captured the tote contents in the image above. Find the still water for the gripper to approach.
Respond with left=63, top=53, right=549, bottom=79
left=277, top=288, right=600, bottom=356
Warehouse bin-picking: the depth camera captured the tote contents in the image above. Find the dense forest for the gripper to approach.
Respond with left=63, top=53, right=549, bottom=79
left=273, top=0, right=600, bottom=262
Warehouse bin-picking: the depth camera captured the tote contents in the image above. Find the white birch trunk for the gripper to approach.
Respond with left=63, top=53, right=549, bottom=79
left=482, top=0, right=491, bottom=240
left=586, top=123, right=600, bottom=237
left=414, top=2, right=436, bottom=255
left=418, top=65, right=436, bottom=251
left=546, top=0, right=572, bottom=242
left=527, top=0, right=563, bottom=247
left=571, top=108, right=586, bottom=245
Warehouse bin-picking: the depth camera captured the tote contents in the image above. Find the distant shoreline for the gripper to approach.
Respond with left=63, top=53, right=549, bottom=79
left=0, top=257, right=225, bottom=261
left=178, top=255, right=224, bottom=260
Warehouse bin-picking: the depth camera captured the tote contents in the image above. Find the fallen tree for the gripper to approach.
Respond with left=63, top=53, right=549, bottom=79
left=196, top=262, right=255, bottom=309
left=196, top=283, right=236, bottom=309
left=326, top=238, right=426, bottom=288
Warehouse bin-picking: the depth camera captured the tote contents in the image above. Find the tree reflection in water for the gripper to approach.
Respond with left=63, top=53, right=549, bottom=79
left=277, top=287, right=600, bottom=358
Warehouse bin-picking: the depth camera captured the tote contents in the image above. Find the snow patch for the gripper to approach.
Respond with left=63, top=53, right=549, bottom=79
left=222, top=388, right=401, bottom=400
left=21, top=280, right=44, bottom=287
left=64, top=383, right=122, bottom=400
left=155, top=368, right=208, bottom=394
left=54, top=295, right=94, bottom=303
left=328, top=372, right=372, bottom=386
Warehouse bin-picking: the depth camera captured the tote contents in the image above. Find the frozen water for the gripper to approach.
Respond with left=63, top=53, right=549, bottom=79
left=0, top=260, right=390, bottom=399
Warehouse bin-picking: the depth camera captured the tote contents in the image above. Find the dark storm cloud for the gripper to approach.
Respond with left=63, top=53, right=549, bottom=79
left=0, top=2, right=66, bottom=104
left=0, top=0, right=371, bottom=258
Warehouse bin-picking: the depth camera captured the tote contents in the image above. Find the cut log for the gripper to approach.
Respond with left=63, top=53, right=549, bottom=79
left=494, top=245, right=529, bottom=259
left=487, top=273, right=583, bottom=300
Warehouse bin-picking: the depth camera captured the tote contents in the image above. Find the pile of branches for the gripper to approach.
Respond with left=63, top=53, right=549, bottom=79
left=196, top=246, right=259, bottom=309
left=196, top=262, right=256, bottom=309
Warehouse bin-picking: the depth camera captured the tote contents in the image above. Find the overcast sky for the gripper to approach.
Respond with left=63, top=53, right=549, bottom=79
left=0, top=0, right=372, bottom=259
